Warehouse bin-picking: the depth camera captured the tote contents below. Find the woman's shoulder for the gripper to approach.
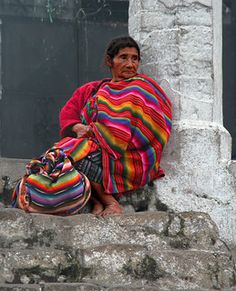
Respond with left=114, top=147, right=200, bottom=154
left=72, top=79, right=110, bottom=97
left=78, top=80, right=102, bottom=90
left=135, top=73, right=158, bottom=85
left=135, top=74, right=166, bottom=92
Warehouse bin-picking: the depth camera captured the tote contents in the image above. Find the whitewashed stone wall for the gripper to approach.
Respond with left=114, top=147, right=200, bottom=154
left=129, top=0, right=236, bottom=246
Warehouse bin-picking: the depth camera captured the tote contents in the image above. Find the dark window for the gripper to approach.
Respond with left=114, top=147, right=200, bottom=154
left=223, top=0, right=236, bottom=159
left=0, top=0, right=128, bottom=158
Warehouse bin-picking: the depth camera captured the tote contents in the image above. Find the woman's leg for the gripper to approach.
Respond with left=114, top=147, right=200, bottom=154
left=91, top=182, right=123, bottom=216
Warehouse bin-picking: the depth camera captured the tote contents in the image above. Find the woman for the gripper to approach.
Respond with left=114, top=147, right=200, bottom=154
left=12, top=36, right=172, bottom=217
left=60, top=36, right=172, bottom=216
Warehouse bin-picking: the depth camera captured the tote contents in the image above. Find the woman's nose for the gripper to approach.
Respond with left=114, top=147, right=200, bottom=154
left=126, top=59, right=133, bottom=67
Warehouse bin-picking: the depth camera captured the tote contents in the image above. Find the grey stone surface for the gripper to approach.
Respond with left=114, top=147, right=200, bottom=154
left=0, top=285, right=235, bottom=291
left=0, top=285, right=41, bottom=291
left=0, top=208, right=227, bottom=252
left=0, top=209, right=234, bottom=290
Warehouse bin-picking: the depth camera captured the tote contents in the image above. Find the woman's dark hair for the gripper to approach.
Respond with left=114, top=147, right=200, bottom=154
left=105, top=36, right=140, bottom=64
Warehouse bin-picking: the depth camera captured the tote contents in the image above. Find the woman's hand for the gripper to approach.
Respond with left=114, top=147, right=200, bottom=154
left=72, top=123, right=93, bottom=138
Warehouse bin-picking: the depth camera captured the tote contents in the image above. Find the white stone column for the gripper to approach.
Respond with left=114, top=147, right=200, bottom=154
left=129, top=0, right=236, bottom=246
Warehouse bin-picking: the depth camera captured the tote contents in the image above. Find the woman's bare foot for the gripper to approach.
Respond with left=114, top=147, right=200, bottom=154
left=91, top=182, right=123, bottom=217
left=90, top=197, right=104, bottom=215
left=100, top=202, right=123, bottom=217
left=92, top=201, right=104, bottom=215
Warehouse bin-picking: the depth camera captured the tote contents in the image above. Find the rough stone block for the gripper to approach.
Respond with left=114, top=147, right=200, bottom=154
left=141, top=63, right=180, bottom=82
left=182, top=0, right=212, bottom=7
left=139, top=0, right=212, bottom=11
left=29, top=213, right=72, bottom=249
left=160, top=79, right=181, bottom=121
left=150, top=250, right=235, bottom=289
left=0, top=248, right=82, bottom=284
left=128, top=14, right=142, bottom=38
left=179, top=26, right=212, bottom=62
left=179, top=212, right=219, bottom=245
left=228, top=160, right=236, bottom=179
left=144, top=45, right=179, bottom=68
left=108, top=287, right=158, bottom=291
left=176, top=5, right=212, bottom=26
left=142, top=29, right=179, bottom=48
left=0, top=284, right=40, bottom=291
left=140, top=29, right=180, bottom=80
left=82, top=244, right=147, bottom=286
left=141, top=0, right=183, bottom=10
left=0, top=209, right=33, bottom=249
left=180, top=95, right=213, bottom=121
left=141, top=11, right=176, bottom=30
left=179, top=77, right=213, bottom=101
left=69, top=214, right=131, bottom=249
left=179, top=59, right=212, bottom=78
left=44, top=283, right=102, bottom=290
left=128, top=0, right=142, bottom=15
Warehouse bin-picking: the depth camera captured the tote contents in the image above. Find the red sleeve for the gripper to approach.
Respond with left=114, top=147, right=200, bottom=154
left=59, top=81, right=101, bottom=137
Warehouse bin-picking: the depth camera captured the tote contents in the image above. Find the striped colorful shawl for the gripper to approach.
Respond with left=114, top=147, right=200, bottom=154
left=91, top=74, right=172, bottom=194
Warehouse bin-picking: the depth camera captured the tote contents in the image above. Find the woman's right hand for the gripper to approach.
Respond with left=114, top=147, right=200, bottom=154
left=72, top=123, right=93, bottom=138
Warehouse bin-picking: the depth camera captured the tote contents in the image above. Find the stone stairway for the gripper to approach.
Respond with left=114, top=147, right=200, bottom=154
left=0, top=208, right=235, bottom=290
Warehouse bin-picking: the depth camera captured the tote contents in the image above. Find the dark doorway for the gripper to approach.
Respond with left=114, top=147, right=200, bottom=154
left=223, top=0, right=236, bottom=159
left=0, top=0, right=128, bottom=158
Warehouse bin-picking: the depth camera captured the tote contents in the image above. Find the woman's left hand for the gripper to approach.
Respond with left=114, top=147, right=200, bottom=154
left=72, top=123, right=94, bottom=138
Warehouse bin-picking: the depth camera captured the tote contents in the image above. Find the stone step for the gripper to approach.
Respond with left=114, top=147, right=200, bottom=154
left=0, top=245, right=234, bottom=289
left=82, top=246, right=235, bottom=289
left=0, top=284, right=236, bottom=291
left=0, top=209, right=227, bottom=252
left=0, top=283, right=230, bottom=291
left=0, top=209, right=235, bottom=290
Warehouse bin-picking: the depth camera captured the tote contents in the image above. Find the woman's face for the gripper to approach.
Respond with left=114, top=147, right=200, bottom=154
left=109, top=47, right=140, bottom=82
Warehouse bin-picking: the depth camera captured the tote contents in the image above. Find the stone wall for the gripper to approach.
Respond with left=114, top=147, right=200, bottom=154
left=129, top=0, right=236, bottom=247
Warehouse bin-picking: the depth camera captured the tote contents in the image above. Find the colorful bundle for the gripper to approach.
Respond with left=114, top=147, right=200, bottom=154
left=12, top=138, right=92, bottom=215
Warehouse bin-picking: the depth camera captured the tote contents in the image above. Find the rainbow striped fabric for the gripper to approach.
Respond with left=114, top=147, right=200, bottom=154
left=12, top=138, right=92, bottom=215
left=91, top=74, right=172, bottom=194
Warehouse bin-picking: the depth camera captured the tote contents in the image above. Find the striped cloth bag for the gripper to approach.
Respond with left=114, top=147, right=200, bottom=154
left=12, top=139, right=91, bottom=216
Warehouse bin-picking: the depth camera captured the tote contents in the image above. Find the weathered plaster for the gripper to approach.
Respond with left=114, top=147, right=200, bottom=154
left=212, top=0, right=223, bottom=123
left=129, top=0, right=236, bottom=246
